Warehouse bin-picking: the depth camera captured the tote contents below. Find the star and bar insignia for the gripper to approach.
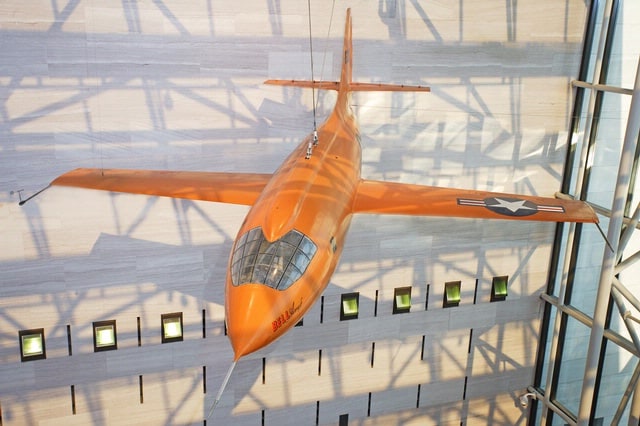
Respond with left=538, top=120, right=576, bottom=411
left=457, top=197, right=565, bottom=217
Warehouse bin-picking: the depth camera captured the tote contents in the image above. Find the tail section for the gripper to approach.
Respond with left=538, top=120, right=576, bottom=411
left=340, top=7, right=353, bottom=91
left=264, top=8, right=430, bottom=94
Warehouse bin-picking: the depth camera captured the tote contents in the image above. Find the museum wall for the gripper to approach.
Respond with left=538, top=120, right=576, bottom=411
left=0, top=1, right=588, bottom=424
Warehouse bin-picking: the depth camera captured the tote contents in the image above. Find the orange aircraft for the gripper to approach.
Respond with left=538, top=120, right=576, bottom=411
left=51, top=8, right=597, bottom=371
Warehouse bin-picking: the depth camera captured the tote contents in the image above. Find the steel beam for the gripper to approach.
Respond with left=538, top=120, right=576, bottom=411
left=610, top=360, right=640, bottom=425
left=630, top=375, right=640, bottom=425
left=577, top=57, right=640, bottom=425
left=571, top=79, right=633, bottom=96
left=610, top=286, right=640, bottom=353
left=541, top=293, right=639, bottom=357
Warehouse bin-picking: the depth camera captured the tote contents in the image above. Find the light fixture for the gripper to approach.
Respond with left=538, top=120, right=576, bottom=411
left=19, top=328, right=46, bottom=362
left=393, top=287, right=412, bottom=314
left=443, top=281, right=461, bottom=308
left=340, top=293, right=359, bottom=321
left=161, top=312, right=184, bottom=343
left=519, top=392, right=537, bottom=408
left=491, top=276, right=508, bottom=302
left=93, top=320, right=117, bottom=352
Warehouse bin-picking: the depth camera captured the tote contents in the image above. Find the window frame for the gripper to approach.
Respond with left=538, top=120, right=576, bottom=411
left=161, top=312, right=184, bottom=343
left=19, top=328, right=46, bottom=362
left=491, top=276, right=508, bottom=302
left=340, top=293, right=360, bottom=321
left=443, top=281, right=461, bottom=308
left=393, top=286, right=412, bottom=314
left=93, top=320, right=118, bottom=352
left=231, top=227, right=317, bottom=290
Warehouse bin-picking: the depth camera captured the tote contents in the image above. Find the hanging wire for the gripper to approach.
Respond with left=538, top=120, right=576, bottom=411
left=306, top=0, right=336, bottom=157
left=307, top=0, right=318, bottom=135
left=316, top=0, right=336, bottom=114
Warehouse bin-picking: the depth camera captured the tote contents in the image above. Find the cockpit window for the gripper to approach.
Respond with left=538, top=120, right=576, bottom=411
left=231, top=227, right=317, bottom=290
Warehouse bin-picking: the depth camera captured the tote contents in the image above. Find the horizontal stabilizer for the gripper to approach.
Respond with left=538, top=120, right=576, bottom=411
left=353, top=180, right=598, bottom=223
left=51, top=168, right=272, bottom=206
left=350, top=82, right=430, bottom=92
left=265, top=79, right=340, bottom=90
left=265, top=79, right=430, bottom=92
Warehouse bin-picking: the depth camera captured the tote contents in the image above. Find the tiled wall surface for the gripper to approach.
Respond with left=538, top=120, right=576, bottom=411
left=0, top=1, right=588, bottom=424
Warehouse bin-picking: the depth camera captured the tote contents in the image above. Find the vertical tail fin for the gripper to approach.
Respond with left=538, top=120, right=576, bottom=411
left=340, top=8, right=353, bottom=91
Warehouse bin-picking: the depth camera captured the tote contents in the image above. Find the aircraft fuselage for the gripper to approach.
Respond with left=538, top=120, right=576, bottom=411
left=225, top=94, right=362, bottom=359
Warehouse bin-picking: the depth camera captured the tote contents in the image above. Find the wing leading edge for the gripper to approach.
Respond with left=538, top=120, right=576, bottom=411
left=51, top=170, right=597, bottom=223
left=51, top=168, right=272, bottom=206
left=353, top=180, right=598, bottom=223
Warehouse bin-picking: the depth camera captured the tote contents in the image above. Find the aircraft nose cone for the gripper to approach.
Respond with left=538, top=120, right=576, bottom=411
left=226, top=282, right=283, bottom=360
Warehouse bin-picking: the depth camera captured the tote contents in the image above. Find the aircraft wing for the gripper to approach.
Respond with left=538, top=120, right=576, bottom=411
left=353, top=180, right=598, bottom=223
left=51, top=168, right=272, bottom=206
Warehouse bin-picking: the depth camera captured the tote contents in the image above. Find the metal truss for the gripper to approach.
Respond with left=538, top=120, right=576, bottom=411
left=534, top=59, right=640, bottom=426
left=576, top=57, right=640, bottom=425
left=531, top=0, right=640, bottom=424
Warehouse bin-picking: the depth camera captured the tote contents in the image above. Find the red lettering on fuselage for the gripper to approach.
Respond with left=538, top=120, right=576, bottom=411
left=272, top=299, right=303, bottom=332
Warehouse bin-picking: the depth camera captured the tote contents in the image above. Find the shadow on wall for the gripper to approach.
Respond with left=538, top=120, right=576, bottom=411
left=3, top=2, right=579, bottom=198
left=1, top=0, right=585, bottom=424
left=0, top=207, right=546, bottom=425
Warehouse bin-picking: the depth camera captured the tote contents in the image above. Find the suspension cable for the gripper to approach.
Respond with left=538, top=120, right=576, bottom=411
left=317, top=0, right=336, bottom=114
left=307, top=0, right=317, bottom=135
left=305, top=1, right=335, bottom=159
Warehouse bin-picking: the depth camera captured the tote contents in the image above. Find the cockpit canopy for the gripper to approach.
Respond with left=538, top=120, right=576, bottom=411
left=231, top=227, right=318, bottom=290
